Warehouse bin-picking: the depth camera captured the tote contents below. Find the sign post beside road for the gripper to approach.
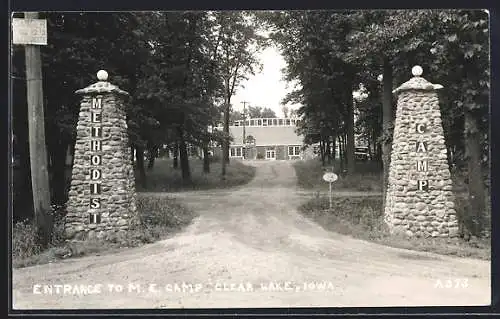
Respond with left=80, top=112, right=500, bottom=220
left=12, top=12, right=51, bottom=245
left=322, top=171, right=338, bottom=210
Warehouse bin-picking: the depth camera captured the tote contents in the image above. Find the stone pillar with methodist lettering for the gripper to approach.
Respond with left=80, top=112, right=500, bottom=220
left=383, top=66, right=459, bottom=238
left=64, top=70, right=139, bottom=242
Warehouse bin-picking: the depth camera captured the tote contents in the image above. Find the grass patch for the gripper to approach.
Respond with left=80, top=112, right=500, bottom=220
left=293, top=159, right=382, bottom=192
left=293, top=159, right=471, bottom=193
left=136, top=158, right=256, bottom=192
left=12, top=195, right=198, bottom=268
left=298, top=195, right=491, bottom=260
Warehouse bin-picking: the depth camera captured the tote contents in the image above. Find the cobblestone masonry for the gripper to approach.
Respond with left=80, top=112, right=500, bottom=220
left=383, top=68, right=459, bottom=238
left=64, top=71, right=139, bottom=242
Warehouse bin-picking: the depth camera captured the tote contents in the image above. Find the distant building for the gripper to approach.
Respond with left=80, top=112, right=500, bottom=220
left=211, top=117, right=315, bottom=160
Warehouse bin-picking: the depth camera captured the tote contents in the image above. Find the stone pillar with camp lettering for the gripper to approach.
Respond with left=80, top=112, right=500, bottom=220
left=383, top=66, right=459, bottom=238
left=64, top=70, right=139, bottom=242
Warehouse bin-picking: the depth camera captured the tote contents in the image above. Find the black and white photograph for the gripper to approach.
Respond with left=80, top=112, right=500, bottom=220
left=10, top=9, right=491, bottom=310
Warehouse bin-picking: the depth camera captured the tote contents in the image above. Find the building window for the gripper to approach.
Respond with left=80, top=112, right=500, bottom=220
left=234, top=121, right=240, bottom=126
left=273, top=119, right=277, bottom=126
left=288, top=146, right=300, bottom=156
left=262, top=119, right=267, bottom=126
left=291, top=119, right=296, bottom=125
left=245, top=120, right=249, bottom=126
left=286, top=119, right=291, bottom=125
left=257, top=119, right=262, bottom=126
left=266, top=148, right=276, bottom=159
left=230, top=147, right=243, bottom=157
left=279, top=119, right=283, bottom=126
left=250, top=120, right=255, bottom=126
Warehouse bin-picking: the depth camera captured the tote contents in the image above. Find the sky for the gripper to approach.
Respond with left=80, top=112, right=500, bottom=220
left=231, top=45, right=301, bottom=118
left=230, top=45, right=368, bottom=118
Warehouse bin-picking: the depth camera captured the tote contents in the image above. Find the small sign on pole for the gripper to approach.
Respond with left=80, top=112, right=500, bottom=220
left=12, top=17, right=47, bottom=45
left=322, top=172, right=338, bottom=209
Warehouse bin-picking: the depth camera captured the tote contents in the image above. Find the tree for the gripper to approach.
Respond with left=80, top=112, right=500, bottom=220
left=261, top=107, right=277, bottom=118
left=230, top=109, right=245, bottom=122
left=263, top=11, right=356, bottom=169
left=135, top=11, right=224, bottom=182
left=426, top=10, right=489, bottom=236
left=213, top=11, right=265, bottom=177
left=281, top=106, right=289, bottom=118
left=346, top=10, right=441, bottom=197
left=246, top=105, right=262, bottom=118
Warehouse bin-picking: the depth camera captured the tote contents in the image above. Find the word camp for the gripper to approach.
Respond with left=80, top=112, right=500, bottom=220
left=415, top=123, right=429, bottom=191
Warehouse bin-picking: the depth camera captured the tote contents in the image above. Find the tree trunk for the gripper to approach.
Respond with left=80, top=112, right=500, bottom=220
left=50, top=139, right=68, bottom=205
left=177, top=127, right=191, bottom=182
left=224, top=103, right=230, bottom=165
left=346, top=83, right=356, bottom=174
left=372, top=127, right=382, bottom=164
left=331, top=136, right=336, bottom=161
left=326, top=139, right=332, bottom=164
left=173, top=143, right=179, bottom=169
left=203, top=142, right=210, bottom=174
left=367, top=134, right=372, bottom=161
left=147, top=144, right=158, bottom=170
left=338, top=135, right=344, bottom=172
left=135, top=146, right=147, bottom=188
left=221, top=102, right=230, bottom=178
left=25, top=11, right=52, bottom=248
left=319, top=139, right=326, bottom=166
left=464, top=110, right=485, bottom=236
left=382, top=56, right=394, bottom=205
left=343, top=134, right=348, bottom=168
left=376, top=140, right=383, bottom=167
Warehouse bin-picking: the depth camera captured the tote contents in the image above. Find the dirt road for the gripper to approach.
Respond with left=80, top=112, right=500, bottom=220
left=12, top=160, right=490, bottom=309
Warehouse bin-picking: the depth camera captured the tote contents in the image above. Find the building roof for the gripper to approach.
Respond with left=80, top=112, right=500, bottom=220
left=227, top=125, right=303, bottom=146
left=230, top=117, right=301, bottom=127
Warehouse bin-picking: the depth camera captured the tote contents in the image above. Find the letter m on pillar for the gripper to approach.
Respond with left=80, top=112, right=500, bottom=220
left=417, top=160, right=428, bottom=172
left=92, top=97, right=102, bottom=109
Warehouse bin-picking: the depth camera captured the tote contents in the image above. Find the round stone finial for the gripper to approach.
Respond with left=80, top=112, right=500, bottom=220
left=412, top=65, right=423, bottom=77
left=97, top=70, right=108, bottom=81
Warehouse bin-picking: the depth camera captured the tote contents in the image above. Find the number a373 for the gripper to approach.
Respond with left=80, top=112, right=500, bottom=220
left=434, top=278, right=468, bottom=288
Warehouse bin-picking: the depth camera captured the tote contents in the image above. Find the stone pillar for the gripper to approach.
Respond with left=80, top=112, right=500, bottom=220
left=383, top=66, right=459, bottom=238
left=64, top=70, right=139, bottom=242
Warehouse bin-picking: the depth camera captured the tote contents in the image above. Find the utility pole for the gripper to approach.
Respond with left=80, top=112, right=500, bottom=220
left=19, top=12, right=52, bottom=246
left=241, top=101, right=248, bottom=159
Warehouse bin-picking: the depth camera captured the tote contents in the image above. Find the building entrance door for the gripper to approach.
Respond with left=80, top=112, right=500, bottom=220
left=266, top=149, right=276, bottom=160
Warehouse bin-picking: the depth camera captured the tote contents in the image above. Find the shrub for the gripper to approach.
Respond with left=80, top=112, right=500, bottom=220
left=453, top=195, right=491, bottom=239
left=209, top=154, right=221, bottom=163
left=137, top=195, right=195, bottom=229
left=12, top=219, right=41, bottom=259
left=12, top=195, right=198, bottom=268
left=49, top=204, right=67, bottom=246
